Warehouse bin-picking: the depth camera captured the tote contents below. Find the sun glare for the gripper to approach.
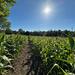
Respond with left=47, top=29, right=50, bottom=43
left=44, top=7, right=51, bottom=14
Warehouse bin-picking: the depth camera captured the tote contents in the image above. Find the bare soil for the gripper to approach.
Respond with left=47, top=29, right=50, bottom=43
left=9, top=44, right=46, bottom=75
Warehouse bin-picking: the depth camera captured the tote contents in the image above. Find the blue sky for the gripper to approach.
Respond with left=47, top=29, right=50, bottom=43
left=8, top=0, right=75, bottom=31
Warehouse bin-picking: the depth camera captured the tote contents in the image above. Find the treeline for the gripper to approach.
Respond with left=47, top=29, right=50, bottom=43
left=0, top=28, right=75, bottom=37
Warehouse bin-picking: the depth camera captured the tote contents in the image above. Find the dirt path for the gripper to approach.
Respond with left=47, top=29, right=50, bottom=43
left=10, top=44, right=45, bottom=75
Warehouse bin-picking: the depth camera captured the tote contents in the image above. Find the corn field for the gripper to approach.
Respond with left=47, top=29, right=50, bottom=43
left=0, top=34, right=75, bottom=75
left=0, top=34, right=28, bottom=75
left=28, top=34, right=75, bottom=75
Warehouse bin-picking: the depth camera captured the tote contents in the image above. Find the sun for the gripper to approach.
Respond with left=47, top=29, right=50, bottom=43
left=44, top=7, right=51, bottom=14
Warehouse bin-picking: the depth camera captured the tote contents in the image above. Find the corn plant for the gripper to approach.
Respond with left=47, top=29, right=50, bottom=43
left=29, top=35, right=75, bottom=75
left=0, top=35, right=28, bottom=75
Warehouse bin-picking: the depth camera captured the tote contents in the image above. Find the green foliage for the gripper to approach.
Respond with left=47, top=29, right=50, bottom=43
left=29, top=35, right=75, bottom=75
left=47, top=63, right=68, bottom=75
left=68, top=33, right=74, bottom=49
left=0, top=0, right=17, bottom=30
left=0, top=34, right=28, bottom=74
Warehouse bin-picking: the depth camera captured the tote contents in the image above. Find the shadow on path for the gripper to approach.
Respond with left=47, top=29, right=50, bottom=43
left=22, top=46, right=45, bottom=75
left=9, top=44, right=46, bottom=75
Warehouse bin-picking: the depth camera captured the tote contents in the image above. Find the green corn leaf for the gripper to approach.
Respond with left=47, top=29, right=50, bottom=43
left=1, top=55, right=13, bottom=63
left=4, top=65, right=13, bottom=69
left=68, top=33, right=74, bottom=49
left=59, top=65, right=68, bottom=75
left=2, top=70, right=9, bottom=75
left=47, top=63, right=68, bottom=75
left=56, top=58, right=74, bottom=63
left=68, top=56, right=73, bottom=61
left=0, top=63, right=4, bottom=67
left=0, top=35, right=5, bottom=44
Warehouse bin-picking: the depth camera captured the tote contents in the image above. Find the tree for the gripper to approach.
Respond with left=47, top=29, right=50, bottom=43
left=57, top=30, right=62, bottom=36
left=13, top=31, right=18, bottom=34
left=0, top=0, right=17, bottom=30
left=18, top=28, right=25, bottom=35
left=25, top=31, right=30, bottom=35
left=5, top=28, right=13, bottom=34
